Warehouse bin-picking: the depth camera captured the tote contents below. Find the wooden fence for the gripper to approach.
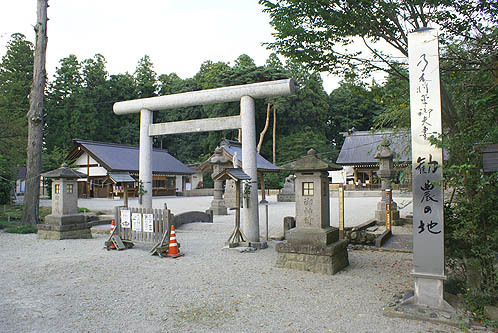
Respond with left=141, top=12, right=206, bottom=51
left=114, top=206, right=171, bottom=245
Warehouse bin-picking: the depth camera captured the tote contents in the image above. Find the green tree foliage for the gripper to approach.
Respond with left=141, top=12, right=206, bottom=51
left=44, top=54, right=84, bottom=152
left=440, top=35, right=498, bottom=303
left=260, top=0, right=496, bottom=77
left=0, top=33, right=34, bottom=203
left=107, top=73, right=139, bottom=145
left=261, top=0, right=498, bottom=301
left=135, top=55, right=157, bottom=98
left=0, top=33, right=34, bottom=163
left=327, top=81, right=384, bottom=148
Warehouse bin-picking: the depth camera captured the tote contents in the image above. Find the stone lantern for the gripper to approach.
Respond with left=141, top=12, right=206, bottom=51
left=275, top=149, right=349, bottom=275
left=209, top=146, right=229, bottom=215
left=374, top=140, right=400, bottom=224
left=37, top=164, right=92, bottom=240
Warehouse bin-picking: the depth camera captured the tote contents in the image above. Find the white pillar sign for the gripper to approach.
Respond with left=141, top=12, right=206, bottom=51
left=408, top=28, right=450, bottom=310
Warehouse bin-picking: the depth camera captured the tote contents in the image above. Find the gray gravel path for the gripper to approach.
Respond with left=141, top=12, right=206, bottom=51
left=1, top=195, right=461, bottom=332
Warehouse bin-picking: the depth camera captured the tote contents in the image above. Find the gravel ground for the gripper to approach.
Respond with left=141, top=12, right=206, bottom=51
left=1, top=195, right=461, bottom=332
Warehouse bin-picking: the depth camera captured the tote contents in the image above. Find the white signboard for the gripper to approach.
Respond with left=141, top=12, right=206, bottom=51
left=120, top=210, right=131, bottom=228
left=143, top=213, right=154, bottom=233
left=131, top=213, right=142, bottom=232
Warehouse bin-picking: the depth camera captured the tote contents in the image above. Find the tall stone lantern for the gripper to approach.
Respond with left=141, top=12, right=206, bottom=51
left=209, top=146, right=229, bottom=215
left=275, top=149, right=349, bottom=275
left=37, top=164, right=92, bottom=240
left=374, top=140, right=400, bottom=224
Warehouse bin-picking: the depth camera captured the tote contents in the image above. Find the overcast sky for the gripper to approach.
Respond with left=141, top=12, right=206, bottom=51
left=0, top=0, right=342, bottom=92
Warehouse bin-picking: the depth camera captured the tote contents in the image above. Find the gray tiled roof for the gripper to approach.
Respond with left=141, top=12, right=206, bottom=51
left=213, top=168, right=251, bottom=181
left=42, top=165, right=87, bottom=179
left=75, top=140, right=194, bottom=175
left=336, top=130, right=411, bottom=166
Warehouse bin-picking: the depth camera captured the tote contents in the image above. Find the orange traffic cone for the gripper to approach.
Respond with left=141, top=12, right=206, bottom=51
left=167, top=225, right=183, bottom=258
left=109, top=220, right=116, bottom=249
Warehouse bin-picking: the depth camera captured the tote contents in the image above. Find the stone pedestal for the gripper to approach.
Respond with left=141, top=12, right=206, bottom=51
left=285, top=227, right=338, bottom=246
left=37, top=214, right=92, bottom=240
left=276, top=238, right=349, bottom=275
left=375, top=198, right=401, bottom=225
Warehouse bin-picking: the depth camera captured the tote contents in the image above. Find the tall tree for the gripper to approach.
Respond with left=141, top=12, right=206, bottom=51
left=0, top=33, right=34, bottom=164
left=134, top=55, right=157, bottom=99
left=327, top=81, right=384, bottom=148
left=44, top=55, right=83, bottom=152
left=0, top=33, right=34, bottom=203
left=22, top=0, right=48, bottom=225
left=108, top=73, right=139, bottom=145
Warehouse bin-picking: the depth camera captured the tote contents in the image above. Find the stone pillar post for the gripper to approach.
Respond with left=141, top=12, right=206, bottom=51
left=240, top=96, right=260, bottom=242
left=139, top=108, right=153, bottom=209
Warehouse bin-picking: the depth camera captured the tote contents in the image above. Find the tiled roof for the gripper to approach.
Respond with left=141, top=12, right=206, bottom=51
left=72, top=140, right=194, bottom=175
left=336, top=130, right=411, bottom=165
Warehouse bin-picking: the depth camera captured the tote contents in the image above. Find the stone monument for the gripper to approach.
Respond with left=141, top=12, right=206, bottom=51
left=277, top=174, right=296, bottom=202
left=209, top=147, right=229, bottom=215
left=275, top=149, right=349, bottom=274
left=374, top=139, right=401, bottom=225
left=37, top=164, right=92, bottom=240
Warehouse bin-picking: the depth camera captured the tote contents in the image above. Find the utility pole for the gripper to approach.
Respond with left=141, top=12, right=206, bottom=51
left=22, top=0, right=48, bottom=225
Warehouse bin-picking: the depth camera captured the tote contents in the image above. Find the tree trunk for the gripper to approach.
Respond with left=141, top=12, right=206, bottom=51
left=257, top=103, right=271, bottom=153
left=272, top=105, right=276, bottom=165
left=22, top=0, right=48, bottom=225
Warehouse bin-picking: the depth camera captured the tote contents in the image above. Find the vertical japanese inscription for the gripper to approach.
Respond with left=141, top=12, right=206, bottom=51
left=303, top=197, right=313, bottom=226
left=409, top=28, right=445, bottom=276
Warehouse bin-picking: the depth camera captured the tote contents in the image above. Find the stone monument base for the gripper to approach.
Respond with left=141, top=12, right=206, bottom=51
left=37, top=214, right=92, bottom=240
left=276, top=240, right=349, bottom=275
left=210, top=199, right=227, bottom=215
left=285, top=227, right=338, bottom=246
left=277, top=193, right=295, bottom=202
left=375, top=200, right=401, bottom=225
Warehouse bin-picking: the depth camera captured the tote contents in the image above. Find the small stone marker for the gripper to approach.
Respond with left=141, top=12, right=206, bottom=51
left=275, top=149, right=349, bottom=274
left=37, top=164, right=92, bottom=240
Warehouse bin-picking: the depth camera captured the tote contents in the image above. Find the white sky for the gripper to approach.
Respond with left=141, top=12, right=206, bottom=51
left=0, top=0, right=342, bottom=92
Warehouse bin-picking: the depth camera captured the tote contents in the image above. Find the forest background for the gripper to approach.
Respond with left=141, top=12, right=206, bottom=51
left=0, top=33, right=384, bottom=195
left=0, top=0, right=496, bottom=321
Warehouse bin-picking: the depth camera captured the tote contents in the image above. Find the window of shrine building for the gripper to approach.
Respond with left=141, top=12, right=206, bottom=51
left=55, top=184, right=60, bottom=194
left=67, top=184, right=74, bottom=194
left=302, top=182, right=314, bottom=196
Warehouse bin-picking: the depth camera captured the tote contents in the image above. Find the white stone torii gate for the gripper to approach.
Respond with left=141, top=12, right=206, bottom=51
left=113, top=79, right=295, bottom=243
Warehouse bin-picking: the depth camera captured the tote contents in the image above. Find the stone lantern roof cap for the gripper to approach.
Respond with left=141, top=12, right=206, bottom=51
left=280, top=149, right=342, bottom=171
left=209, top=146, right=230, bottom=165
left=374, top=139, right=394, bottom=159
left=41, top=163, right=87, bottom=179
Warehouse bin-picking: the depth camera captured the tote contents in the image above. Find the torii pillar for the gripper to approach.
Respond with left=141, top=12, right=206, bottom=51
left=113, top=79, right=295, bottom=244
